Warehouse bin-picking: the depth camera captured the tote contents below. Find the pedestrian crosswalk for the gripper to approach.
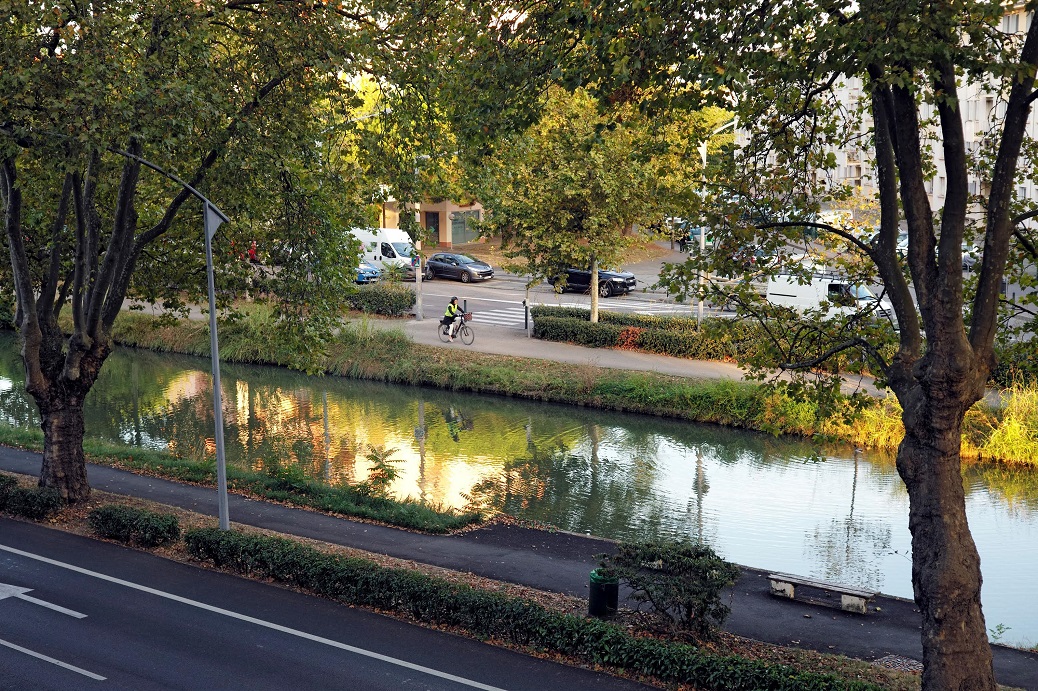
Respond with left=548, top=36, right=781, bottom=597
left=468, top=300, right=702, bottom=329
left=471, top=307, right=529, bottom=328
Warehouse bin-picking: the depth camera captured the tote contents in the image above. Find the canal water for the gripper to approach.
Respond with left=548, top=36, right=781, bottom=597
left=0, top=333, right=1034, bottom=646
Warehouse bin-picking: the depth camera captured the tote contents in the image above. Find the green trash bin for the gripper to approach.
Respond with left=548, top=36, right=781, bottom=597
left=588, top=568, right=619, bottom=617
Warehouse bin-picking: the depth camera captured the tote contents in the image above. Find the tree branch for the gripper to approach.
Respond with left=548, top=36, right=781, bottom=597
left=37, top=173, right=74, bottom=323
left=756, top=220, right=873, bottom=255
left=781, top=337, right=888, bottom=372
left=132, top=70, right=293, bottom=254
left=1, top=156, right=47, bottom=395
left=86, top=139, right=142, bottom=341
left=970, top=16, right=1038, bottom=358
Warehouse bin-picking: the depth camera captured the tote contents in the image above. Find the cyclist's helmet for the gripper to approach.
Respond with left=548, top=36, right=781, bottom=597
left=451, top=296, right=458, bottom=302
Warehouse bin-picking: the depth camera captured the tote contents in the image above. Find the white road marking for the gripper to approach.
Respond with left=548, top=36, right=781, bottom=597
left=0, top=543, right=507, bottom=691
left=0, top=637, right=106, bottom=681
left=0, top=582, right=87, bottom=618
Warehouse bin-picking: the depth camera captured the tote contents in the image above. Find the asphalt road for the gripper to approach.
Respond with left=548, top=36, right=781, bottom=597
left=415, top=272, right=709, bottom=331
left=0, top=518, right=651, bottom=691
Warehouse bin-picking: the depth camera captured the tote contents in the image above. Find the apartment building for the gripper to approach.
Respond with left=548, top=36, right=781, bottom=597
left=830, top=6, right=1036, bottom=210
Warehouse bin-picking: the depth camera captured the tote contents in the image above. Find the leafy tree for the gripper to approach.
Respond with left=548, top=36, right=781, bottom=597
left=470, top=88, right=676, bottom=321
left=0, top=1, right=449, bottom=502
left=502, top=0, right=1038, bottom=688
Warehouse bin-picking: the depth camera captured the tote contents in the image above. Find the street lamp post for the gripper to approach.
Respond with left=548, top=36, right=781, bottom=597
left=203, top=201, right=231, bottom=530
left=112, top=149, right=232, bottom=530
left=696, top=118, right=737, bottom=325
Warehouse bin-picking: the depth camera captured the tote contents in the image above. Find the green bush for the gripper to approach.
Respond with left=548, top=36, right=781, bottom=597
left=185, top=528, right=879, bottom=691
left=600, top=540, right=741, bottom=637
left=346, top=283, right=415, bottom=316
left=532, top=317, right=624, bottom=347
left=4, top=486, right=64, bottom=520
left=0, top=473, right=17, bottom=508
left=88, top=505, right=181, bottom=547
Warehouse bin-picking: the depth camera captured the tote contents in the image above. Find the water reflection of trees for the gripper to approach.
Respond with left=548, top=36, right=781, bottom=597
left=0, top=332, right=1035, bottom=530
left=804, top=457, right=892, bottom=590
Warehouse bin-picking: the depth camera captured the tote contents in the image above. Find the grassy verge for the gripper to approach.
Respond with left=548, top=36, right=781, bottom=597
left=105, top=311, right=1038, bottom=467
left=0, top=474, right=920, bottom=691
left=0, top=425, right=478, bottom=533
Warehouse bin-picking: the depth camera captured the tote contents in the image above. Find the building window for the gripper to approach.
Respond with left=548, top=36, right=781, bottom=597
left=1003, top=12, right=1020, bottom=34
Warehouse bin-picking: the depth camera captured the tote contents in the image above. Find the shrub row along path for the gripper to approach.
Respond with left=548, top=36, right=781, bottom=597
left=1, top=448, right=1034, bottom=689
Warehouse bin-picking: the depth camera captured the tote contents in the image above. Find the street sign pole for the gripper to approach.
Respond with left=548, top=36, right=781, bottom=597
left=203, top=201, right=231, bottom=531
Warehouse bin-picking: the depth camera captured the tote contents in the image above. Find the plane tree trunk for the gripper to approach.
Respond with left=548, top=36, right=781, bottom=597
left=896, top=376, right=994, bottom=689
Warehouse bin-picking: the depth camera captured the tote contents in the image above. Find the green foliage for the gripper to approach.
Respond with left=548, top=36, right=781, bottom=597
left=346, top=283, right=416, bottom=317
left=531, top=306, right=893, bottom=378
left=185, top=528, right=879, bottom=691
left=355, top=445, right=403, bottom=499
left=533, top=316, right=626, bottom=348
left=600, top=540, right=741, bottom=637
left=0, top=473, right=17, bottom=507
left=2, top=485, right=64, bottom=520
left=469, top=88, right=677, bottom=320
left=88, top=505, right=181, bottom=547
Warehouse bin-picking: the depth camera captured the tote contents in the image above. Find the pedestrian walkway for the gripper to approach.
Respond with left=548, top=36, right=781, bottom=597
left=1, top=447, right=1034, bottom=689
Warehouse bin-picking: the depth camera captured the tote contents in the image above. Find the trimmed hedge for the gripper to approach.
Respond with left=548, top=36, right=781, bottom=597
left=88, top=505, right=181, bottom=547
left=533, top=314, right=759, bottom=361
left=185, top=528, right=880, bottom=691
left=0, top=476, right=64, bottom=520
left=346, top=283, right=416, bottom=316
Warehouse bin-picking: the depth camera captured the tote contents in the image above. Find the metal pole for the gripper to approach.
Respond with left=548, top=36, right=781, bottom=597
left=204, top=202, right=230, bottom=531
left=698, top=143, right=707, bottom=327
left=414, top=242, right=423, bottom=321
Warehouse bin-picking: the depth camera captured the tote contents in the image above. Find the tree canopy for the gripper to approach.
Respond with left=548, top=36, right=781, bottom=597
left=0, top=0, right=459, bottom=501
left=450, top=0, right=1038, bottom=688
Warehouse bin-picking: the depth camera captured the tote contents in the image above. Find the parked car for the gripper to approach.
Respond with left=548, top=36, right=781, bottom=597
left=552, top=267, right=637, bottom=297
left=424, top=252, right=494, bottom=283
left=355, top=259, right=382, bottom=284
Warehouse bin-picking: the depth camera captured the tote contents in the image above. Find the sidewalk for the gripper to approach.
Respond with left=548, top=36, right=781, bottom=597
left=382, top=317, right=888, bottom=398
left=1, top=447, right=1034, bottom=689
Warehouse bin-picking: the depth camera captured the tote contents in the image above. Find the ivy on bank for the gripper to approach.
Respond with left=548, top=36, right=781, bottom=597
left=185, top=527, right=881, bottom=691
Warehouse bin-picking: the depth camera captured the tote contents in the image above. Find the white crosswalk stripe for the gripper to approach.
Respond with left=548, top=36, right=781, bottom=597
left=471, top=307, right=528, bottom=328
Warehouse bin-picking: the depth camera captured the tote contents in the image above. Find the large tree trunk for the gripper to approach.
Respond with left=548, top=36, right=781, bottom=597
left=898, top=398, right=995, bottom=690
left=37, top=400, right=90, bottom=503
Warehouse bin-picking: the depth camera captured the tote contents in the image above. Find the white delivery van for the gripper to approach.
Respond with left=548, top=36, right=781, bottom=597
left=349, top=227, right=416, bottom=279
left=765, top=268, right=898, bottom=329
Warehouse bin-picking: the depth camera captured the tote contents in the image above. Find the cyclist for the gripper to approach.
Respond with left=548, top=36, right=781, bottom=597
left=442, top=297, right=466, bottom=342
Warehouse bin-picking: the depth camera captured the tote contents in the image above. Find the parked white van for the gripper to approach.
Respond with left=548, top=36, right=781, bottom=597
left=765, top=267, right=898, bottom=329
left=349, top=227, right=416, bottom=279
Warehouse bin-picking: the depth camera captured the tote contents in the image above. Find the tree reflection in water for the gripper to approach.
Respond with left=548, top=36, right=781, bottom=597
left=805, top=454, right=892, bottom=591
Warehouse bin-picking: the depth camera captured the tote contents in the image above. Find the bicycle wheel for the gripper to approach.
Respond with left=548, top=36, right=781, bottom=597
left=437, top=323, right=450, bottom=343
left=459, top=323, right=475, bottom=345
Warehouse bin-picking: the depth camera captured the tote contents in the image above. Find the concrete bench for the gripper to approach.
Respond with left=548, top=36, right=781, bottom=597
left=768, top=572, right=876, bottom=614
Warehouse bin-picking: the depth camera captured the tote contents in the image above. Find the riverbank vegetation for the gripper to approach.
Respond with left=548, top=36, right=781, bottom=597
left=103, top=311, right=1038, bottom=467
left=0, top=425, right=479, bottom=533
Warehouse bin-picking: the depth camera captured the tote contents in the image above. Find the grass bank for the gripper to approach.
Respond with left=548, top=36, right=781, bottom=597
left=103, top=311, right=1038, bottom=467
left=0, top=424, right=478, bottom=533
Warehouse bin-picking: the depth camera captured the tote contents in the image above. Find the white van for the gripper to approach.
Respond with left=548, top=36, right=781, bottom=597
left=765, top=268, right=898, bottom=329
left=349, top=227, right=416, bottom=279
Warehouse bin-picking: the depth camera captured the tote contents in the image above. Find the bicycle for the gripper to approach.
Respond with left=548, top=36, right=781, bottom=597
left=438, top=313, right=474, bottom=345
